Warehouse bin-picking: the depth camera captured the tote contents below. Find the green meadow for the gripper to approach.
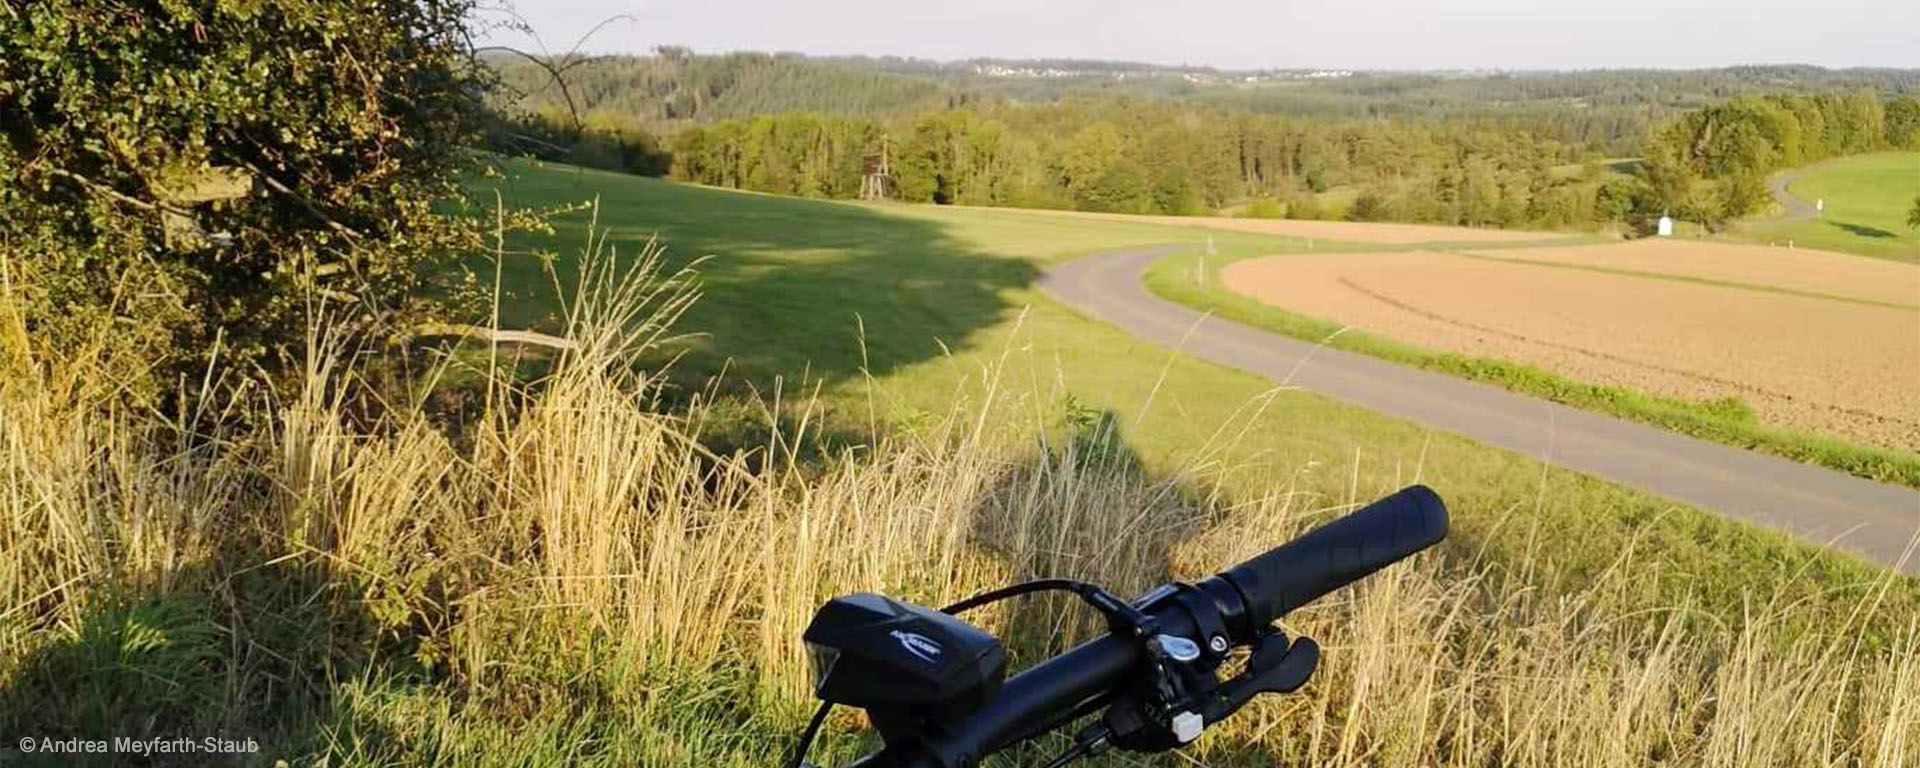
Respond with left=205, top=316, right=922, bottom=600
left=1742, top=152, right=1920, bottom=262
left=484, top=158, right=1906, bottom=606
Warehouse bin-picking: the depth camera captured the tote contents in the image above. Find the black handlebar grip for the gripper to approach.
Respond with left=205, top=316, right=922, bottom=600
left=1218, top=485, right=1448, bottom=630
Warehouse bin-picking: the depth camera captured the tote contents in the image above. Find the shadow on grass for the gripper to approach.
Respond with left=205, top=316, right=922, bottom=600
left=943, top=410, right=1473, bottom=768
left=0, top=542, right=394, bottom=767
left=1830, top=220, right=1898, bottom=239
left=966, top=409, right=1186, bottom=659
left=482, top=163, right=1039, bottom=388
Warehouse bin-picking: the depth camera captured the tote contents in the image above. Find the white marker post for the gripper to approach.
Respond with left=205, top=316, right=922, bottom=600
left=1200, top=237, right=1215, bottom=286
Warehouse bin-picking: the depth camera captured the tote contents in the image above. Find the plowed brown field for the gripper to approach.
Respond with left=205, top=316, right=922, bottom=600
left=1220, top=244, right=1920, bottom=449
left=1458, top=240, right=1920, bottom=308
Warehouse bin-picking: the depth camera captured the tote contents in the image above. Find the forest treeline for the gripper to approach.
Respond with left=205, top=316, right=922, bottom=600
left=485, top=49, right=960, bottom=126
left=668, top=90, right=1919, bottom=230
left=488, top=52, right=1918, bottom=153
left=671, top=102, right=1607, bottom=228
left=485, top=51, right=1920, bottom=232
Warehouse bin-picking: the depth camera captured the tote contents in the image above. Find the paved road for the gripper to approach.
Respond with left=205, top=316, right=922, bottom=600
left=1767, top=166, right=1819, bottom=224
left=1040, top=246, right=1920, bottom=575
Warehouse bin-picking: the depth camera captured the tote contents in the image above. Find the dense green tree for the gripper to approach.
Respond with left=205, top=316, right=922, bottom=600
left=1639, top=153, right=1698, bottom=218
left=1714, top=173, right=1770, bottom=229
left=496, top=107, right=670, bottom=176
left=897, top=110, right=1008, bottom=204
left=1079, top=159, right=1155, bottom=213
left=1346, top=190, right=1388, bottom=222
left=1594, top=177, right=1638, bottom=224
left=1060, top=122, right=1126, bottom=200
left=1887, top=97, right=1920, bottom=149
left=1151, top=164, right=1204, bottom=215
left=2, top=0, right=491, bottom=391
left=1296, top=133, right=1346, bottom=192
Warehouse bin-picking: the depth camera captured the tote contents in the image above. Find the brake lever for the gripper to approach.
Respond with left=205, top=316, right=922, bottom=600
left=1204, top=631, right=1319, bottom=723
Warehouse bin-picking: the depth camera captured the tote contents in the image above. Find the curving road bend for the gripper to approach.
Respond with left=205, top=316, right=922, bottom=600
left=1767, top=166, right=1820, bottom=224
left=1040, top=246, right=1920, bottom=575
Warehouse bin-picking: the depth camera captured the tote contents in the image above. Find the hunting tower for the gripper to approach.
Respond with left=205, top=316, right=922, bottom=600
left=860, top=138, right=895, bottom=201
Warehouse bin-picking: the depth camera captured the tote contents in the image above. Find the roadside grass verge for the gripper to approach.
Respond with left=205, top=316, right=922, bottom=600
left=3, top=231, right=1917, bottom=767
left=1145, top=245, right=1920, bottom=488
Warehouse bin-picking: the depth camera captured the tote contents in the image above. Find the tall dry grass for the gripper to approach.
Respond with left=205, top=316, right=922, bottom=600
left=0, top=234, right=1915, bottom=766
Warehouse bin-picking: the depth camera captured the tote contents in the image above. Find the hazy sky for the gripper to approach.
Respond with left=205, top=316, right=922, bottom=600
left=479, top=0, right=1920, bottom=71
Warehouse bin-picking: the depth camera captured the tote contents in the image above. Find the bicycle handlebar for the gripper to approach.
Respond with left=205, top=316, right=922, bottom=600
left=842, top=485, right=1449, bottom=768
left=1217, top=484, right=1449, bottom=631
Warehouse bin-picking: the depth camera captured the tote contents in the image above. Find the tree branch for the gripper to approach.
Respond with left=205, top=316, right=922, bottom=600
left=403, top=323, right=578, bottom=351
left=43, top=168, right=194, bottom=217
left=469, top=12, right=638, bottom=132
left=239, top=161, right=366, bottom=241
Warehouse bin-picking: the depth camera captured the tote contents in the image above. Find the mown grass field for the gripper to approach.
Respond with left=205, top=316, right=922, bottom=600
left=1741, top=152, right=1920, bottom=262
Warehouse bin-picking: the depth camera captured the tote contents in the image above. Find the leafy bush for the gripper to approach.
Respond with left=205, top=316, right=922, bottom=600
left=1239, top=197, right=1285, bottom=219
left=1285, top=193, right=1326, bottom=221
left=0, top=0, right=490, bottom=392
left=1345, top=190, right=1387, bottom=222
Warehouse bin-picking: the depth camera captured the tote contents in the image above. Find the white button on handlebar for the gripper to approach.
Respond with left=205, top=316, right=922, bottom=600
left=1172, top=711, right=1204, bottom=743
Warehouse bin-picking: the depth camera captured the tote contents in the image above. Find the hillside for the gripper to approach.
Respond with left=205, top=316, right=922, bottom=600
left=485, top=50, right=956, bottom=127
left=488, top=52, right=1920, bottom=152
left=483, top=51, right=1920, bottom=244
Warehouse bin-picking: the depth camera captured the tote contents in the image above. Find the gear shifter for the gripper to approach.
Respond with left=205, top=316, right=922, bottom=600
left=1206, top=631, right=1319, bottom=723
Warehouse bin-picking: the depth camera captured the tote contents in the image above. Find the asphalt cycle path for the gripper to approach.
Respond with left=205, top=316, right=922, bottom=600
left=1768, top=166, right=1821, bottom=223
